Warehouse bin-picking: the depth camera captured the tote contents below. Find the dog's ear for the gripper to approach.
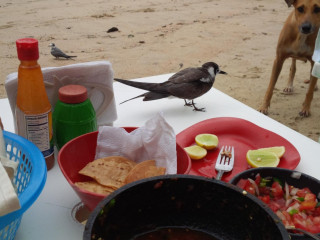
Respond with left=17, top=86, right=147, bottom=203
left=285, top=0, right=295, bottom=7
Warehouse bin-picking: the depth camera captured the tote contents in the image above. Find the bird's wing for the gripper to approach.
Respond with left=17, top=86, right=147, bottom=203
left=142, top=91, right=171, bottom=101
left=168, top=67, right=208, bottom=83
left=52, top=47, right=69, bottom=57
left=165, top=81, right=212, bottom=100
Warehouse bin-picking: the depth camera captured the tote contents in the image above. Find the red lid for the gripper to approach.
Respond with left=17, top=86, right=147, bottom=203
left=16, top=38, right=39, bottom=61
left=58, top=85, right=88, bottom=104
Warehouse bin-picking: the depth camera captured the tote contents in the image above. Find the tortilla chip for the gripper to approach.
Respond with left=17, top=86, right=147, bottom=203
left=145, top=165, right=166, bottom=177
left=75, top=181, right=115, bottom=195
left=124, top=160, right=166, bottom=184
left=79, top=156, right=136, bottom=188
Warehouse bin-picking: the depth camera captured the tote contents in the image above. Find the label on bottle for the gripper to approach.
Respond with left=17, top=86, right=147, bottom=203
left=15, top=108, right=54, bottom=158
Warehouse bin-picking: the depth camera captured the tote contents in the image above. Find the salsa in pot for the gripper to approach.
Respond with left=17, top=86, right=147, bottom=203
left=239, top=174, right=320, bottom=234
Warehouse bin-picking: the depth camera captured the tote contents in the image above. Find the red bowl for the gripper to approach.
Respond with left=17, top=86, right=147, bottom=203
left=58, top=127, right=191, bottom=211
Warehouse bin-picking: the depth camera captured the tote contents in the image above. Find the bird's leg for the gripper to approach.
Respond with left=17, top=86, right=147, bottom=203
left=184, top=99, right=193, bottom=107
left=191, top=100, right=205, bottom=112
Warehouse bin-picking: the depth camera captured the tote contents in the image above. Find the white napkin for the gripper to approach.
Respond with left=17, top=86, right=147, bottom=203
left=95, top=112, right=177, bottom=174
left=312, top=31, right=320, bottom=78
left=0, top=128, right=18, bottom=181
left=0, top=160, right=20, bottom=217
left=5, top=61, right=117, bottom=128
left=0, top=129, right=20, bottom=216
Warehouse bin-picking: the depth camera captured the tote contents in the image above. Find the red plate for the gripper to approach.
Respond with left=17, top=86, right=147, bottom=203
left=176, top=117, right=300, bottom=181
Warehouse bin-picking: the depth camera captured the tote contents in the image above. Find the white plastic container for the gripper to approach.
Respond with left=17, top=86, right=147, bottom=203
left=311, top=31, right=320, bottom=143
left=311, top=30, right=320, bottom=78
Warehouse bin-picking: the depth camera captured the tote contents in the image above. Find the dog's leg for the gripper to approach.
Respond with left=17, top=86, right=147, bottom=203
left=259, top=55, right=286, bottom=114
left=304, top=62, right=319, bottom=91
left=300, top=76, right=317, bottom=117
left=300, top=61, right=318, bottom=117
left=283, top=58, right=296, bottom=94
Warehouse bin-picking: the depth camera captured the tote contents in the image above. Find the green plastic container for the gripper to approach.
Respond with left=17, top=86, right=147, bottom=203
left=53, top=84, right=97, bottom=150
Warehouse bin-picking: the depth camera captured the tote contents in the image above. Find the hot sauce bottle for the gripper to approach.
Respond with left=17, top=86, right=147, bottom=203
left=15, top=38, right=54, bottom=170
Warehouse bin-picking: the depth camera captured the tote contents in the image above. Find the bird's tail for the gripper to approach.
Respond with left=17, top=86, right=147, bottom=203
left=114, top=78, right=160, bottom=92
left=120, top=93, right=146, bottom=104
left=67, top=56, right=77, bottom=58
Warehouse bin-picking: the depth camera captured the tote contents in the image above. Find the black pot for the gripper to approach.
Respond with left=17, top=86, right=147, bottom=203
left=84, top=175, right=289, bottom=240
left=230, top=167, right=320, bottom=240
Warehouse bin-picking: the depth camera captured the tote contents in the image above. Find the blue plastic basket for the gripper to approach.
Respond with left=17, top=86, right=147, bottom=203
left=0, top=131, right=47, bottom=240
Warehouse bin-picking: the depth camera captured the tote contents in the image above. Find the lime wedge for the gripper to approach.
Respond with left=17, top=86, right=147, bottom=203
left=246, top=150, right=280, bottom=168
left=184, top=145, right=207, bottom=160
left=195, top=134, right=219, bottom=150
left=257, top=146, right=285, bottom=158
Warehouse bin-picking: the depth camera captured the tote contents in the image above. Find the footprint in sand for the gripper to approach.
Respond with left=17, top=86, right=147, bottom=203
left=0, top=24, right=13, bottom=29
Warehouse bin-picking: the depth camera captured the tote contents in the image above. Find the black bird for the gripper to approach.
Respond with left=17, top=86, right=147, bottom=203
left=49, top=43, right=77, bottom=59
left=115, top=62, right=227, bottom=111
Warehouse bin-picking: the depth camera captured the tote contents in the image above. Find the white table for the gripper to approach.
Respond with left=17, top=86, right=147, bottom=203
left=1, top=74, right=320, bottom=240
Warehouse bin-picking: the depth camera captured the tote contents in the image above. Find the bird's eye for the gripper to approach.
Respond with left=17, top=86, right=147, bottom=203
left=297, top=6, right=304, bottom=13
left=314, top=6, right=320, bottom=14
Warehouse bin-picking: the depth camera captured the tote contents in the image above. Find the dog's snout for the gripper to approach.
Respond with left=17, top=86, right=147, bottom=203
left=300, top=22, right=313, bottom=34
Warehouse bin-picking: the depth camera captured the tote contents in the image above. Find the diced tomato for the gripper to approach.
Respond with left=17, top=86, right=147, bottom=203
left=240, top=175, right=320, bottom=234
left=314, top=207, right=320, bottom=216
left=300, top=200, right=317, bottom=211
left=292, top=214, right=308, bottom=230
left=304, top=193, right=317, bottom=202
left=282, top=210, right=291, bottom=219
left=313, top=216, right=320, bottom=224
left=308, top=216, right=320, bottom=233
left=268, top=201, right=281, bottom=212
left=271, top=181, right=283, bottom=198
left=293, top=214, right=320, bottom=233
left=259, top=186, right=270, bottom=196
left=276, top=211, right=289, bottom=227
left=307, top=224, right=320, bottom=234
left=246, top=186, right=255, bottom=195
left=236, top=179, right=247, bottom=189
left=255, top=174, right=261, bottom=185
left=258, top=195, right=270, bottom=204
left=288, top=200, right=300, bottom=208
left=296, top=187, right=312, bottom=198
left=275, top=198, right=286, bottom=211
left=243, top=180, right=255, bottom=195
left=282, top=210, right=294, bottom=226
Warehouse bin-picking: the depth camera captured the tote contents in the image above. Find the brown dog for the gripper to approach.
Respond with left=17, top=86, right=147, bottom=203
left=259, top=0, right=320, bottom=117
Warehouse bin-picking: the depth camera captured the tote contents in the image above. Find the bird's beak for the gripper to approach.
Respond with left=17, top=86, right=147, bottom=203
left=48, top=43, right=53, bottom=47
left=219, top=70, right=227, bottom=75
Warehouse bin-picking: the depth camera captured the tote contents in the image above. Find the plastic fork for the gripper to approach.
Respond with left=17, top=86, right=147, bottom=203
left=215, top=146, right=235, bottom=180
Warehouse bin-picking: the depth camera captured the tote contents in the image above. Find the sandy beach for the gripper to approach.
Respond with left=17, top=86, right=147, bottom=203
left=0, top=0, right=319, bottom=141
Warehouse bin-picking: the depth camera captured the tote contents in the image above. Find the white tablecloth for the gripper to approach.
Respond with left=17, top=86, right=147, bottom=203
left=0, top=74, right=319, bottom=240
